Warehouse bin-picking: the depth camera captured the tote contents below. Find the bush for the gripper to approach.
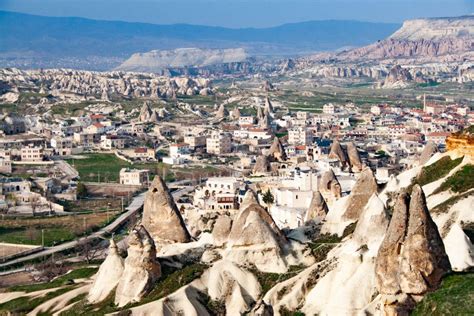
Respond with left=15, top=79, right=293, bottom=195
left=434, top=164, right=474, bottom=194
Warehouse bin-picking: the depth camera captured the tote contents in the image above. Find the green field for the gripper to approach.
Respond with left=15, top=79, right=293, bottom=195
left=66, top=153, right=171, bottom=183
left=413, top=273, right=474, bottom=315
left=0, top=212, right=118, bottom=246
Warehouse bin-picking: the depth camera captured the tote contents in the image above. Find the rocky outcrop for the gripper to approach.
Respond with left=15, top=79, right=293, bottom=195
left=253, top=155, right=271, bottom=175
left=268, top=137, right=287, bottom=162
left=446, top=128, right=474, bottom=157
left=212, top=215, right=233, bottom=246
left=226, top=190, right=289, bottom=272
left=216, top=104, right=228, bottom=120
left=375, top=185, right=451, bottom=314
left=399, top=185, right=451, bottom=294
left=115, top=226, right=161, bottom=307
left=419, top=141, right=439, bottom=165
left=328, top=140, right=348, bottom=168
left=346, top=142, right=363, bottom=172
left=142, top=176, right=191, bottom=243
left=139, top=102, right=153, bottom=122
left=304, top=191, right=329, bottom=223
left=117, top=48, right=248, bottom=72
left=343, top=167, right=378, bottom=220
left=319, top=169, right=342, bottom=201
left=88, top=239, right=124, bottom=304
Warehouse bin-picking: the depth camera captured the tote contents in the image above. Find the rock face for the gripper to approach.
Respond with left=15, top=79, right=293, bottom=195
left=139, top=102, right=153, bottom=122
left=216, top=104, right=228, bottom=119
left=253, top=155, right=271, bottom=175
left=319, top=169, right=342, bottom=201
left=88, top=239, right=124, bottom=304
left=382, top=65, right=414, bottom=88
left=212, top=215, right=233, bottom=246
left=338, top=17, right=474, bottom=62
left=375, top=185, right=451, bottom=314
left=328, top=140, right=348, bottom=168
left=399, top=185, right=451, bottom=294
left=304, top=191, right=329, bottom=223
left=142, top=176, right=191, bottom=243
left=115, top=226, right=161, bottom=307
left=346, top=142, right=363, bottom=172
left=226, top=190, right=288, bottom=272
left=343, top=167, right=378, bottom=220
left=268, top=137, right=287, bottom=162
left=419, top=141, right=439, bottom=165
left=117, top=48, right=248, bottom=72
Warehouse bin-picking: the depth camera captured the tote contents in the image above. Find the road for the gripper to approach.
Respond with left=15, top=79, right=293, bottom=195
left=0, top=186, right=193, bottom=271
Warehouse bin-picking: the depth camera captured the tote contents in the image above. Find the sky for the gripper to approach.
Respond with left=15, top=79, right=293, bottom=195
left=0, top=0, right=473, bottom=28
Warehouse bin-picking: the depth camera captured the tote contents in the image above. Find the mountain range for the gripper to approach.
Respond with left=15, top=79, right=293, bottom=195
left=0, top=10, right=399, bottom=69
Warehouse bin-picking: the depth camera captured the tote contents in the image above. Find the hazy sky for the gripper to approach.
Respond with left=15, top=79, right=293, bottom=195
left=0, top=0, right=473, bottom=27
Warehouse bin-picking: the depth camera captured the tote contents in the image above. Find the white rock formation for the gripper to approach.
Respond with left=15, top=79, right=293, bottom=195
left=87, top=239, right=124, bottom=304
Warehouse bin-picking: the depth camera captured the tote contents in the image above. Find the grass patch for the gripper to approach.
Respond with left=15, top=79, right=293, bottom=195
left=251, top=265, right=305, bottom=296
left=434, top=164, right=474, bottom=194
left=0, top=286, right=76, bottom=314
left=415, top=156, right=463, bottom=187
left=67, top=153, right=173, bottom=183
left=431, top=191, right=474, bottom=215
left=412, top=272, right=474, bottom=316
left=10, top=267, right=98, bottom=293
left=0, top=212, right=118, bottom=246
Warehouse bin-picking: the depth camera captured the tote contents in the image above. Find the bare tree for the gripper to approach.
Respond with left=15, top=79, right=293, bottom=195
left=30, top=196, right=40, bottom=216
left=76, top=238, right=101, bottom=264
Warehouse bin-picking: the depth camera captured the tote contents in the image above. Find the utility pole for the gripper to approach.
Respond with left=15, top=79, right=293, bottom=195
left=41, top=229, right=44, bottom=247
left=83, top=217, right=86, bottom=232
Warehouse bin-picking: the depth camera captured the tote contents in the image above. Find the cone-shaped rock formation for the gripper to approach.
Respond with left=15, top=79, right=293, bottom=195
left=142, top=176, right=191, bottom=243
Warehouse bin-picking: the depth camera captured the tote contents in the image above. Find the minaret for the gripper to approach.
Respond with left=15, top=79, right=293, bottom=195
left=423, top=93, right=426, bottom=112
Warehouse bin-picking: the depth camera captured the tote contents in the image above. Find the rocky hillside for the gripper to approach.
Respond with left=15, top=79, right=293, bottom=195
left=116, top=48, right=248, bottom=72
left=0, top=141, right=473, bottom=315
left=337, top=15, right=474, bottom=62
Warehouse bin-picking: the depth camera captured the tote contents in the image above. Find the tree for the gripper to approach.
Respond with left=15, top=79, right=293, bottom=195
left=76, top=238, right=101, bottom=264
left=262, top=189, right=274, bottom=205
left=77, top=182, right=87, bottom=199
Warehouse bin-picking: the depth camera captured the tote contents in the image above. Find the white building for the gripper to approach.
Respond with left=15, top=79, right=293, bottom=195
left=193, top=177, right=244, bottom=211
left=206, top=132, right=232, bottom=155
left=100, top=135, right=125, bottom=150
left=170, top=143, right=190, bottom=158
left=0, top=157, right=12, bottom=173
left=288, top=127, right=313, bottom=146
left=21, top=144, right=44, bottom=162
left=51, top=137, right=73, bottom=156
left=119, top=168, right=150, bottom=186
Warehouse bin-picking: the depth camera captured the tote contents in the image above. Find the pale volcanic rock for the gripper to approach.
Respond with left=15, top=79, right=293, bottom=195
left=319, top=169, right=342, bottom=202
left=88, top=239, right=124, bottom=304
left=343, top=167, right=378, bottom=221
left=375, top=185, right=451, bottom=314
left=239, top=189, right=259, bottom=210
left=139, top=101, right=153, bottom=122
left=399, top=185, right=451, bottom=295
left=419, top=141, right=439, bottom=165
left=329, top=140, right=349, bottom=168
left=253, top=155, right=271, bottom=175
left=352, top=193, right=390, bottom=248
left=142, top=176, right=191, bottom=243
left=212, top=214, right=233, bottom=246
left=382, top=65, right=414, bottom=88
left=346, top=142, right=363, bottom=172
left=304, top=191, right=329, bottom=223
left=216, top=104, right=228, bottom=119
left=375, top=192, right=410, bottom=295
left=268, top=137, right=287, bottom=162
left=115, top=226, right=161, bottom=307
left=226, top=191, right=289, bottom=272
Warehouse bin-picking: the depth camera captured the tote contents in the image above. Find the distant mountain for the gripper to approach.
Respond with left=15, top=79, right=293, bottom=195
left=117, top=48, right=248, bottom=72
left=336, top=15, right=474, bottom=62
left=0, top=10, right=399, bottom=70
